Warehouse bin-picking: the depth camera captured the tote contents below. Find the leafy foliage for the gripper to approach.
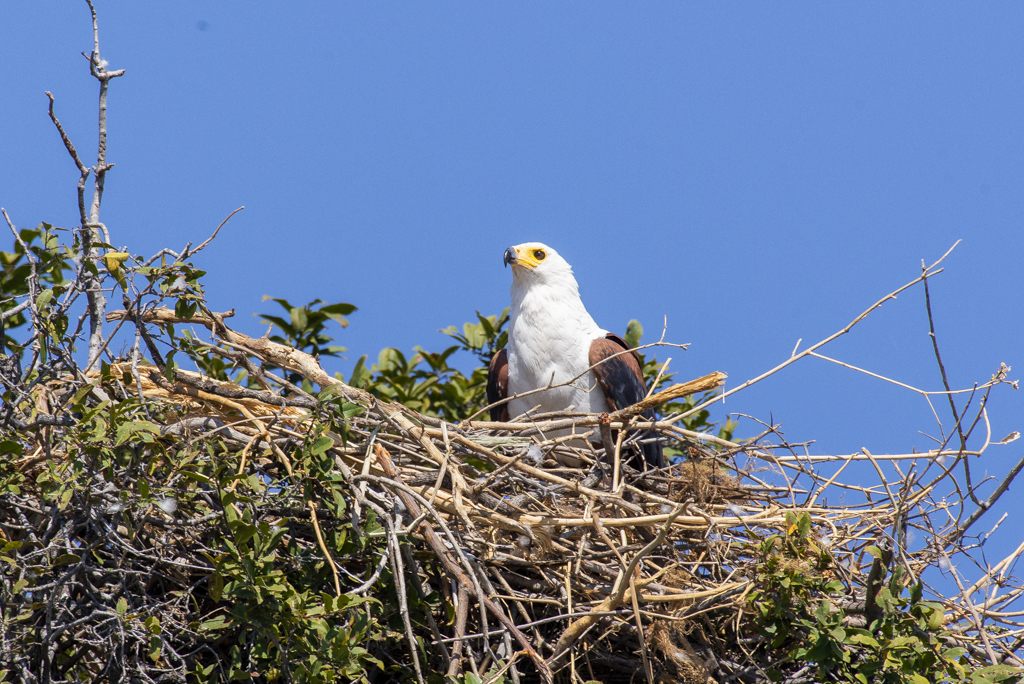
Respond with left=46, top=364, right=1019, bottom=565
left=747, top=512, right=1018, bottom=683
left=0, top=224, right=70, bottom=356
left=0, top=359, right=401, bottom=680
left=1, top=223, right=1020, bottom=683
left=259, top=299, right=734, bottom=439
left=258, top=296, right=357, bottom=389
left=347, top=309, right=509, bottom=421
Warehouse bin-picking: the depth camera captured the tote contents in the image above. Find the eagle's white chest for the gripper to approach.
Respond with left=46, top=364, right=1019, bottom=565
left=505, top=285, right=609, bottom=421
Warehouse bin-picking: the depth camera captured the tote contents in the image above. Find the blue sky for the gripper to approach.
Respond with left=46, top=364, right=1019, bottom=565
left=3, top=3, right=1021, bottom=557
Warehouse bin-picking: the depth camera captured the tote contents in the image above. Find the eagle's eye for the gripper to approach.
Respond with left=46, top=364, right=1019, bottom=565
left=533, top=249, right=546, bottom=261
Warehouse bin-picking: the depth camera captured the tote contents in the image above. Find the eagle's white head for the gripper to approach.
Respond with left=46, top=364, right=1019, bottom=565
left=503, top=242, right=599, bottom=334
left=503, top=242, right=575, bottom=285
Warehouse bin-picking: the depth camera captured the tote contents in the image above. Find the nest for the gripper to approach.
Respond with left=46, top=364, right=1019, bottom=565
left=2, top=301, right=1020, bottom=683
left=91, top=335, right=748, bottom=682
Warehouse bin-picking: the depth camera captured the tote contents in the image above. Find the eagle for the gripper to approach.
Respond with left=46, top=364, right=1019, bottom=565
left=486, top=242, right=664, bottom=468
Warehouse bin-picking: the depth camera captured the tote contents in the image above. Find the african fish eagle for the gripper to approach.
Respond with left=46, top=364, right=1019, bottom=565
left=486, top=242, right=664, bottom=468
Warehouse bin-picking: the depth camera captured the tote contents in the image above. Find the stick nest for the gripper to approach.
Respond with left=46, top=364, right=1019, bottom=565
left=2, top=305, right=1019, bottom=683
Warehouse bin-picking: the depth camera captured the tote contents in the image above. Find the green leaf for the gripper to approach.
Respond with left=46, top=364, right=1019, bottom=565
left=0, top=440, right=23, bottom=456
left=462, top=322, right=483, bottom=348
left=230, top=520, right=258, bottom=547
left=320, top=302, right=357, bottom=315
left=197, top=613, right=231, bottom=632
left=208, top=572, right=224, bottom=601
left=624, top=319, right=643, bottom=348
left=477, top=312, right=494, bottom=336
left=309, top=435, right=334, bottom=456
left=34, top=288, right=53, bottom=310
left=174, top=298, right=196, bottom=319
left=148, top=635, right=161, bottom=663
left=942, top=647, right=967, bottom=662
left=115, top=420, right=161, bottom=446
left=259, top=314, right=291, bottom=332
left=290, top=306, right=308, bottom=331
left=339, top=401, right=364, bottom=419
left=886, top=635, right=918, bottom=650
left=924, top=605, right=945, bottom=629
left=116, top=597, right=128, bottom=616
left=971, top=665, right=1024, bottom=682
left=377, top=348, right=404, bottom=372
left=348, top=356, right=369, bottom=386
left=847, top=633, right=880, bottom=649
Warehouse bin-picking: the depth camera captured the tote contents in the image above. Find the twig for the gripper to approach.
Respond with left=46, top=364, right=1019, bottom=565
left=375, top=445, right=553, bottom=682
left=668, top=241, right=961, bottom=426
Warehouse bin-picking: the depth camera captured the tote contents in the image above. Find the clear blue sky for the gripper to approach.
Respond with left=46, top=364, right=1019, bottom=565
left=3, top=3, right=1021, bottom=553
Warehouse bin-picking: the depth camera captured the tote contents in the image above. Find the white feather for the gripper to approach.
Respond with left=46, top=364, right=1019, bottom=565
left=505, top=244, right=609, bottom=424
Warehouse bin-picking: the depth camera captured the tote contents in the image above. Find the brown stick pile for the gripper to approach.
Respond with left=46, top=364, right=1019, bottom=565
left=36, top=295, right=1007, bottom=682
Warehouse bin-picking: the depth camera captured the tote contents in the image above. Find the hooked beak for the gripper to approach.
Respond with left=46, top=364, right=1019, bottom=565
left=503, top=247, right=516, bottom=267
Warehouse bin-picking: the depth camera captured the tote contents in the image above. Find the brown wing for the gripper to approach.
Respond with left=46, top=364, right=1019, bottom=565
left=486, top=348, right=509, bottom=421
left=589, top=334, right=664, bottom=467
left=588, top=334, right=645, bottom=411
